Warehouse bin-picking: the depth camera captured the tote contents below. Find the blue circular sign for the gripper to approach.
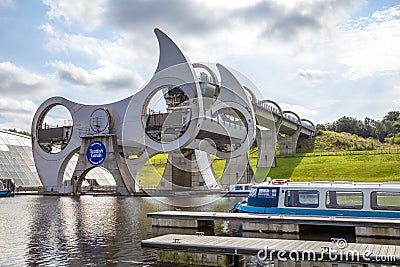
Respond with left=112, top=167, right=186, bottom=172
left=87, top=141, right=106, bottom=166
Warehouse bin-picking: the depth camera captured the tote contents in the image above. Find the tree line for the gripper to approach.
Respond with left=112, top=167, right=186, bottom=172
left=7, top=128, right=31, bottom=137
left=316, top=111, right=400, bottom=144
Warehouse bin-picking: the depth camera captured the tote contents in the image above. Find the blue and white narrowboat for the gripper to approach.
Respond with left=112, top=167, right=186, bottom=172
left=233, top=180, right=400, bottom=218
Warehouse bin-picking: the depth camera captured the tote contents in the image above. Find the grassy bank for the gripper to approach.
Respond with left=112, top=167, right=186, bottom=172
left=297, top=131, right=386, bottom=152
left=265, top=131, right=400, bottom=182
left=267, top=152, right=400, bottom=182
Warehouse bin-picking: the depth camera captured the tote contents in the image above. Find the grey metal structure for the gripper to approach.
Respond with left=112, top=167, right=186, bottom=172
left=31, top=28, right=316, bottom=195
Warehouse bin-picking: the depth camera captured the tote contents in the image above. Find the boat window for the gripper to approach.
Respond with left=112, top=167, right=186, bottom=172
left=257, top=188, right=278, bottom=198
left=326, top=191, right=363, bottom=209
left=371, top=191, right=400, bottom=211
left=235, top=185, right=243, bottom=191
left=284, top=190, right=319, bottom=208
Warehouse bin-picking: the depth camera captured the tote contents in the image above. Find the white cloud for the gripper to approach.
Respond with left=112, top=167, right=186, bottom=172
left=43, top=0, right=106, bottom=30
left=294, top=68, right=334, bottom=85
left=40, top=0, right=361, bottom=66
left=32, top=0, right=400, bottom=129
left=39, top=20, right=149, bottom=103
left=0, top=99, right=37, bottom=131
left=0, top=98, right=36, bottom=114
left=280, top=103, right=317, bottom=119
left=191, top=0, right=261, bottom=10
left=0, top=61, right=60, bottom=131
left=43, top=31, right=139, bottom=66
left=0, top=61, right=58, bottom=98
left=391, top=85, right=400, bottom=105
left=336, top=5, right=400, bottom=80
left=51, top=61, right=144, bottom=92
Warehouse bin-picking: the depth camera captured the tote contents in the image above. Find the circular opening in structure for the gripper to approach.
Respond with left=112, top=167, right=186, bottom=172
left=193, top=64, right=218, bottom=84
left=38, top=105, right=73, bottom=154
left=140, top=150, right=226, bottom=208
left=90, top=108, right=110, bottom=133
left=144, top=86, right=192, bottom=143
left=63, top=154, right=116, bottom=193
left=193, top=64, right=220, bottom=100
left=81, top=167, right=116, bottom=193
left=213, top=107, right=248, bottom=153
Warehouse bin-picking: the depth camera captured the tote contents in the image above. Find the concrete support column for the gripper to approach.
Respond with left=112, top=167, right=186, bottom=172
left=71, top=135, right=133, bottom=195
left=120, top=151, right=152, bottom=193
left=157, top=161, right=173, bottom=190
left=219, top=153, right=254, bottom=187
left=255, top=125, right=277, bottom=181
left=160, top=151, right=197, bottom=190
left=158, top=149, right=218, bottom=191
left=278, top=130, right=301, bottom=155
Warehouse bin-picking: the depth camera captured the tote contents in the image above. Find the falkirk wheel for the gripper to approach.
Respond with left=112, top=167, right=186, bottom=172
left=31, top=28, right=315, bottom=197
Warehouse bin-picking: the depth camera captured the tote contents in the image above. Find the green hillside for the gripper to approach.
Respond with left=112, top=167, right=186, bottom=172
left=267, top=152, right=400, bottom=182
left=267, top=131, right=400, bottom=182
left=297, top=131, right=385, bottom=152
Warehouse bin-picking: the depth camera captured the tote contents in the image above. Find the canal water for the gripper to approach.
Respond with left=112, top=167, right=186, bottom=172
left=1, top=195, right=398, bottom=266
left=0, top=195, right=243, bottom=266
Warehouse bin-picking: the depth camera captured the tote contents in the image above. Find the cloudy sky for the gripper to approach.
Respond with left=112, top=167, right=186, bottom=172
left=1, top=0, right=400, bottom=131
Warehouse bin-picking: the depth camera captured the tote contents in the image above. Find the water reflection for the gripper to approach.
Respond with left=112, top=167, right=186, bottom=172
left=0, top=195, right=241, bottom=266
left=152, top=194, right=235, bottom=210
left=27, top=196, right=115, bottom=265
left=25, top=196, right=168, bottom=266
left=0, top=196, right=35, bottom=266
left=2, top=195, right=397, bottom=267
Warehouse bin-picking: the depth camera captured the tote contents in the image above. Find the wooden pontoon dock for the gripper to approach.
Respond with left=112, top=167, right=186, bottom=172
left=142, top=234, right=400, bottom=266
left=148, top=211, right=400, bottom=238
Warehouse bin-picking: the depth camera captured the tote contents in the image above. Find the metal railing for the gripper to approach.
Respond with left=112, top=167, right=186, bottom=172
left=204, top=111, right=245, bottom=130
left=255, top=101, right=315, bottom=132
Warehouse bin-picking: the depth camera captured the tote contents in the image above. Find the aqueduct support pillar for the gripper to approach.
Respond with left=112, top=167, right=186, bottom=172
left=277, top=130, right=301, bottom=155
left=158, top=149, right=219, bottom=191
left=219, top=153, right=255, bottom=187
left=255, top=125, right=277, bottom=180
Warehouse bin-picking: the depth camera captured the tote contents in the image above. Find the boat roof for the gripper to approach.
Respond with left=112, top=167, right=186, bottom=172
left=254, top=181, right=400, bottom=190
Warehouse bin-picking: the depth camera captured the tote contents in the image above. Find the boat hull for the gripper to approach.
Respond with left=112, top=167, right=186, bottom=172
left=234, top=202, right=400, bottom=218
left=0, top=190, right=11, bottom=197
